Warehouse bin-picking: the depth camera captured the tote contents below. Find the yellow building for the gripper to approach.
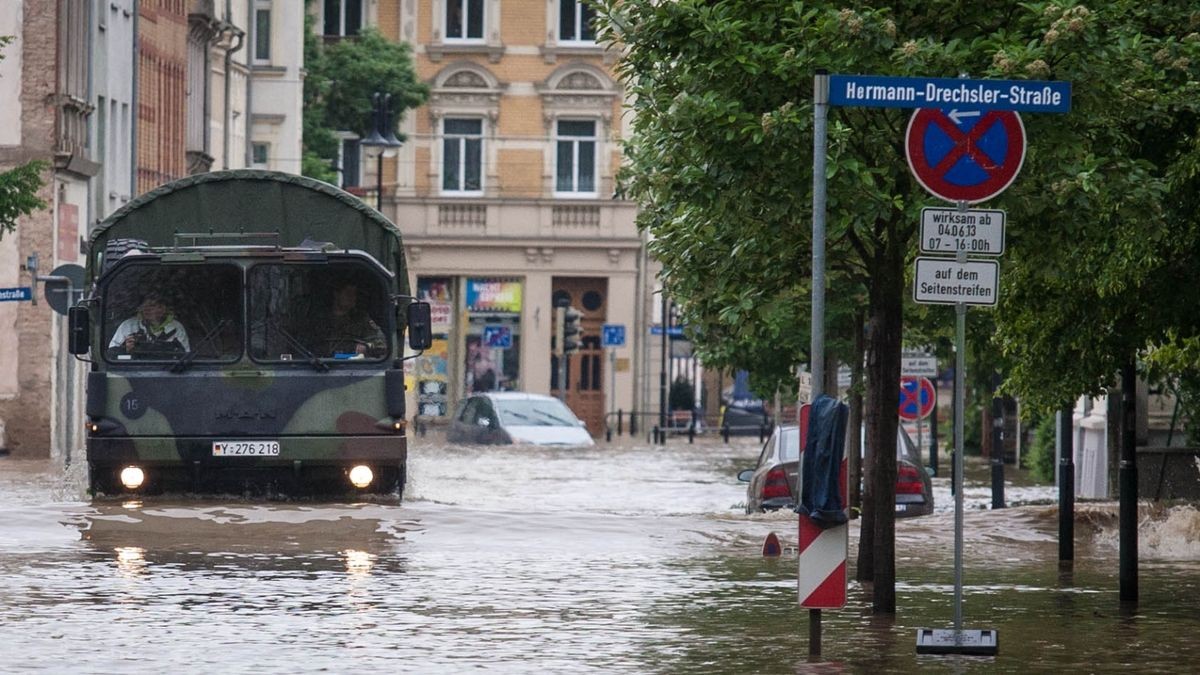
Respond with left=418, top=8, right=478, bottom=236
left=314, top=0, right=650, bottom=435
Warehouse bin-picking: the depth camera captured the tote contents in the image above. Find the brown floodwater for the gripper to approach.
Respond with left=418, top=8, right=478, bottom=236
left=0, top=440, right=1196, bottom=673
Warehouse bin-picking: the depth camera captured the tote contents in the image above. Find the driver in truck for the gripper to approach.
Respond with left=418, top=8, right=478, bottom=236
left=322, top=281, right=386, bottom=358
left=106, top=292, right=191, bottom=359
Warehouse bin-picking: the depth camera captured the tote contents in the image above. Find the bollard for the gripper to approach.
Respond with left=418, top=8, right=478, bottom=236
left=723, top=425, right=730, bottom=444
left=688, top=412, right=695, bottom=444
left=759, top=423, right=767, bottom=443
left=652, top=425, right=660, bottom=444
left=630, top=410, right=638, bottom=436
left=606, top=427, right=612, bottom=443
left=618, top=409, right=624, bottom=436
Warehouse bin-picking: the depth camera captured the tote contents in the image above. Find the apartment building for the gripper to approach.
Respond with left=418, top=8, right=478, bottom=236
left=312, top=0, right=651, bottom=435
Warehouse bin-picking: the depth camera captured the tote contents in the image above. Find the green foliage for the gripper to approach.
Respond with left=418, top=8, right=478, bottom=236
left=0, top=161, right=45, bottom=240
left=301, top=18, right=428, bottom=183
left=600, top=0, right=1200, bottom=412
left=1026, top=418, right=1058, bottom=484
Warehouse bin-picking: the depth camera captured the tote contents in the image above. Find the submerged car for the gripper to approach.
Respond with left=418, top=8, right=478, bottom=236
left=447, top=392, right=595, bottom=447
left=737, top=423, right=933, bottom=517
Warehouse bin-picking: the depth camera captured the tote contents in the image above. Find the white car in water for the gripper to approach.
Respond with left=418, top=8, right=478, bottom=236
left=446, top=392, right=595, bottom=447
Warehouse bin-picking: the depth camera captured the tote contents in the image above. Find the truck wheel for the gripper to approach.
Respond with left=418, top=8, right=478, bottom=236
left=101, top=238, right=150, bottom=275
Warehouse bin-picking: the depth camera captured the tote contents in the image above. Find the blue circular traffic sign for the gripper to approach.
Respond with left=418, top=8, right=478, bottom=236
left=898, top=376, right=936, bottom=421
left=906, top=108, right=1026, bottom=204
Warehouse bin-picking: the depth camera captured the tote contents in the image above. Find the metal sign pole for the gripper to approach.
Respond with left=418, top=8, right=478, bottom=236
left=954, top=299, right=966, bottom=634
left=807, top=68, right=830, bottom=658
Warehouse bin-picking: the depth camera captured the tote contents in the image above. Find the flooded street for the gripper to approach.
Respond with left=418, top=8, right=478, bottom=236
left=1, top=438, right=1198, bottom=673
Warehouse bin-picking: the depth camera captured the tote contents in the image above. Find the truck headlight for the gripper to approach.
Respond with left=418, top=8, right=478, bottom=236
left=348, top=465, right=374, bottom=488
left=119, top=466, right=145, bottom=490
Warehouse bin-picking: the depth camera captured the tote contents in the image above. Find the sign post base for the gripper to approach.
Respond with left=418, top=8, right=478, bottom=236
left=915, top=628, right=999, bottom=656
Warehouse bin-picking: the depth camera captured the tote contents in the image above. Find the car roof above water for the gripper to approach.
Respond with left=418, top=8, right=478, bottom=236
left=480, top=392, right=559, bottom=402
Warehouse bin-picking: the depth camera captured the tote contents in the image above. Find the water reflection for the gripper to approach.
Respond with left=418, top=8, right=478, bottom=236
left=114, top=546, right=147, bottom=578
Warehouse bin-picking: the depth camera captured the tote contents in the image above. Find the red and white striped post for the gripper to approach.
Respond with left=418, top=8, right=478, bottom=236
left=797, top=403, right=849, bottom=647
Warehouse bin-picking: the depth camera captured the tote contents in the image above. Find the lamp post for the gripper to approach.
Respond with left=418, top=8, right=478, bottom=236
left=359, top=91, right=402, bottom=212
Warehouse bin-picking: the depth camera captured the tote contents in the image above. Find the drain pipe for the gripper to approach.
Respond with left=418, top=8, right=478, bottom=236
left=222, top=0, right=245, bottom=170
left=243, top=0, right=253, bottom=167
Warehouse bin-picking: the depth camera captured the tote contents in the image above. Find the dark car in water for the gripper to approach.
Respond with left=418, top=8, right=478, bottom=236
left=737, top=424, right=933, bottom=517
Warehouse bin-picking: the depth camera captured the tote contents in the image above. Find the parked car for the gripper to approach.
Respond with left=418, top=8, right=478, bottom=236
left=737, top=423, right=933, bottom=517
left=447, top=392, right=595, bottom=447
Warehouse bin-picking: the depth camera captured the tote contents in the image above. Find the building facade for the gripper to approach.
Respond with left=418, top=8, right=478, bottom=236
left=311, top=0, right=653, bottom=435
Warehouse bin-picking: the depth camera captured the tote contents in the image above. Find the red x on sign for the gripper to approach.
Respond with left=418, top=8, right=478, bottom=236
left=898, top=376, right=935, bottom=421
left=906, top=108, right=1026, bottom=204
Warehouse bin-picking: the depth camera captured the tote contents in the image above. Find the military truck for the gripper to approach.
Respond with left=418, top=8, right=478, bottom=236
left=67, top=170, right=431, bottom=497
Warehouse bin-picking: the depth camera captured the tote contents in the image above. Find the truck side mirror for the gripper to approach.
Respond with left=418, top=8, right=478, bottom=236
left=68, top=305, right=90, bottom=355
left=406, top=301, right=432, bottom=351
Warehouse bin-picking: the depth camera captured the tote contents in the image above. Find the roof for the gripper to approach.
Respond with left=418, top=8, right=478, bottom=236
left=89, top=170, right=407, bottom=281
left=478, top=392, right=561, bottom=402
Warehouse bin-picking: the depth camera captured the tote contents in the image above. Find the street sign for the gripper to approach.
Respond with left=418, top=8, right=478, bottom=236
left=830, top=74, right=1071, bottom=113
left=902, top=356, right=938, bottom=378
left=0, top=287, right=32, bottom=302
left=913, top=258, right=999, bottom=306
left=906, top=108, right=1026, bottom=204
left=602, top=323, right=626, bottom=348
left=920, top=207, right=1005, bottom=255
left=650, top=325, right=684, bottom=337
left=899, top=376, right=936, bottom=421
left=482, top=325, right=512, bottom=349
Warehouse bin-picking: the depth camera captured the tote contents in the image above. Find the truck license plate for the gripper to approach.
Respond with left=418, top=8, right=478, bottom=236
left=212, top=441, right=280, bottom=457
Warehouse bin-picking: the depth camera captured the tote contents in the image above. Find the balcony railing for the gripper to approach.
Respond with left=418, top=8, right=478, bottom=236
left=438, top=203, right=487, bottom=228
left=552, top=204, right=601, bottom=228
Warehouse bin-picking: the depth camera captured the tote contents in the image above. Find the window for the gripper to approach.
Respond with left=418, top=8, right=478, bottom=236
left=251, top=142, right=269, bottom=168
left=555, top=120, right=597, bottom=195
left=253, top=1, right=271, bottom=62
left=442, top=118, right=483, bottom=193
left=559, top=0, right=596, bottom=43
left=249, top=263, right=390, bottom=363
left=102, top=263, right=243, bottom=365
left=323, top=0, right=362, bottom=37
left=445, top=0, right=484, bottom=41
left=339, top=138, right=361, bottom=188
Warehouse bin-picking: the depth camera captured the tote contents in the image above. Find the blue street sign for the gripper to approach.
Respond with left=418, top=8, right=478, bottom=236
left=602, top=324, right=626, bottom=348
left=650, top=325, right=685, bottom=337
left=0, top=287, right=32, bottom=302
left=830, top=74, right=1071, bottom=114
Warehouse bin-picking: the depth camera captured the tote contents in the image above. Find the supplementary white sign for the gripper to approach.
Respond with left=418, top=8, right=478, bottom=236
left=914, top=258, right=999, bottom=306
left=902, top=357, right=938, bottom=377
left=920, top=208, right=1005, bottom=255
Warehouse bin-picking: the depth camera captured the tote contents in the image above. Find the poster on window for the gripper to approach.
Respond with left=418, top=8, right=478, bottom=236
left=417, top=338, right=450, bottom=417
left=466, top=278, right=522, bottom=314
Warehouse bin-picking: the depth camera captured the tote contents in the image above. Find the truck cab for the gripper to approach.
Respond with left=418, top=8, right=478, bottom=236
left=69, top=170, right=430, bottom=497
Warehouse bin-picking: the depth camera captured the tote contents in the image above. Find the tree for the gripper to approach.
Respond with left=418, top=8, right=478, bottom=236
left=600, top=0, right=1200, bottom=614
left=0, top=36, right=45, bottom=238
left=301, top=23, right=428, bottom=184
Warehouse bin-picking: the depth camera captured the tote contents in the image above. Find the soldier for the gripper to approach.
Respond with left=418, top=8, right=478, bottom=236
left=323, top=281, right=386, bottom=358
left=107, top=292, right=191, bottom=359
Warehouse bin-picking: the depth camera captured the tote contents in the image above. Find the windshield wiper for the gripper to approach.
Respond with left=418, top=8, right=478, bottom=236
left=266, top=318, right=328, bottom=372
left=500, top=410, right=537, bottom=424
left=530, top=409, right=573, bottom=426
left=170, top=319, right=231, bottom=373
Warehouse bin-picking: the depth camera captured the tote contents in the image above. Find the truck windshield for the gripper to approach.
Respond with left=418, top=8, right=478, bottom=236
left=249, top=263, right=390, bottom=363
left=103, top=263, right=243, bottom=364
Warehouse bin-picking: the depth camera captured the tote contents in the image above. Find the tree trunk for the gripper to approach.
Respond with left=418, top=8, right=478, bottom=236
left=848, top=310, right=865, bottom=517
left=866, top=254, right=903, bottom=614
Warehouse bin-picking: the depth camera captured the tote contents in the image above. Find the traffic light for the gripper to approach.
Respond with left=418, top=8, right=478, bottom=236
left=562, top=307, right=583, bottom=355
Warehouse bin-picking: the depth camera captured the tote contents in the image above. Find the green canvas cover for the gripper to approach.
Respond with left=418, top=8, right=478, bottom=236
left=89, top=170, right=406, bottom=282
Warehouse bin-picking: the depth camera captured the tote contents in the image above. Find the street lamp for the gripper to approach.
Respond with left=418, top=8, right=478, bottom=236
left=359, top=91, right=403, bottom=211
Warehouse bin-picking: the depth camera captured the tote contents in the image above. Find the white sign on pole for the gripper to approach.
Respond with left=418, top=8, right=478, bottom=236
left=919, top=208, right=1005, bottom=256
left=913, top=258, right=999, bottom=306
left=901, top=357, right=938, bottom=377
